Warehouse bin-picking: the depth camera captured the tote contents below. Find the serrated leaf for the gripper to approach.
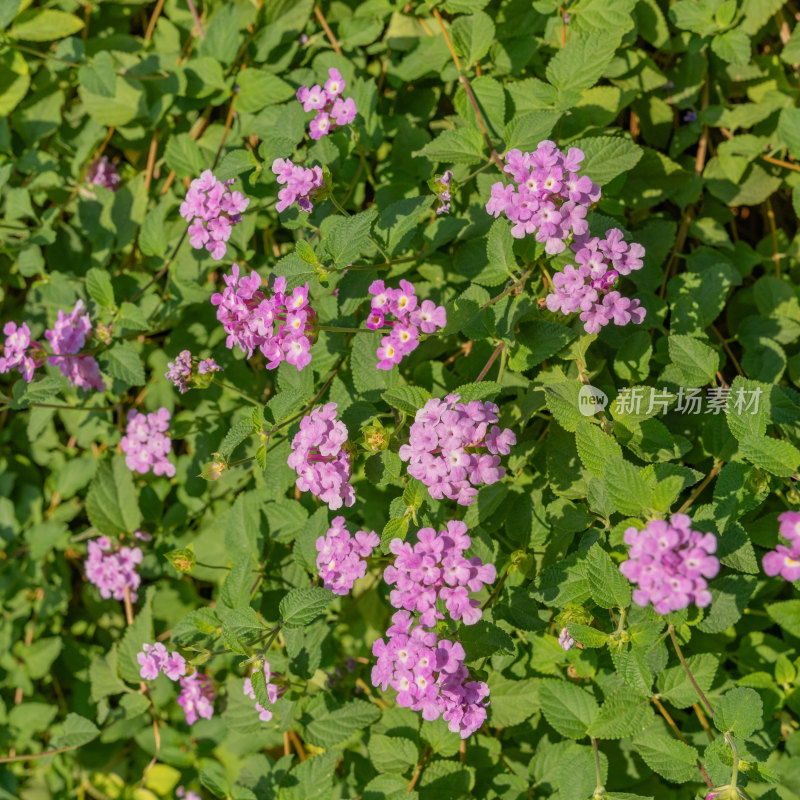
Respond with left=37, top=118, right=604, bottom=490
left=381, top=516, right=410, bottom=554
left=279, top=587, right=334, bottom=628
left=451, top=381, right=501, bottom=403
left=322, top=208, right=378, bottom=267
left=657, top=653, right=719, bottom=709
left=633, top=722, right=699, bottom=782
left=98, top=341, right=145, bottom=387
left=766, top=599, right=800, bottom=638
left=572, top=136, right=642, bottom=186
left=11, top=9, right=83, bottom=40
left=603, top=458, right=652, bottom=516
left=382, top=386, right=432, bottom=415
left=368, top=734, right=419, bottom=773
left=584, top=543, right=632, bottom=608
left=587, top=688, right=653, bottom=739
left=667, top=335, right=719, bottom=388
left=713, top=687, right=763, bottom=737
left=412, top=128, right=486, bottom=165
left=304, top=699, right=381, bottom=748
left=738, top=434, right=800, bottom=477
left=50, top=713, right=100, bottom=750
left=86, top=268, right=115, bottom=309
left=457, top=620, right=515, bottom=661
left=118, top=586, right=154, bottom=683
left=539, top=679, right=599, bottom=739
left=86, top=454, right=141, bottom=537
left=575, top=421, right=623, bottom=478
left=219, top=417, right=258, bottom=461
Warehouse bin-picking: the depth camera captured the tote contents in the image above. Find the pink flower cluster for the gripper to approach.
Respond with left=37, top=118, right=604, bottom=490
left=243, top=662, right=281, bottom=721
left=485, top=141, right=600, bottom=251
left=545, top=229, right=647, bottom=334
left=84, top=532, right=150, bottom=602
left=86, top=155, right=121, bottom=190
left=316, top=516, right=379, bottom=595
left=120, top=408, right=176, bottom=477
left=558, top=627, right=576, bottom=651
left=763, top=511, right=800, bottom=582
left=211, top=265, right=315, bottom=371
left=288, top=402, right=355, bottom=510
left=180, top=170, right=250, bottom=261
left=296, top=68, right=357, bottom=139
left=272, top=158, right=325, bottom=213
left=137, top=643, right=187, bottom=681
left=372, top=611, right=490, bottom=739
left=434, top=170, right=453, bottom=215
left=619, top=514, right=720, bottom=614
left=398, top=394, right=516, bottom=506
left=367, top=280, right=446, bottom=370
left=384, top=521, right=497, bottom=627
left=177, top=672, right=216, bottom=725
left=165, top=350, right=221, bottom=393
left=138, top=644, right=215, bottom=726
left=371, top=521, right=496, bottom=738
left=45, top=300, right=105, bottom=392
left=176, top=788, right=201, bottom=800
left=0, top=322, right=43, bottom=382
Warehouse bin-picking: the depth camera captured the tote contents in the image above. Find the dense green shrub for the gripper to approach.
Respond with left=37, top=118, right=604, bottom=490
left=1, top=0, right=800, bottom=799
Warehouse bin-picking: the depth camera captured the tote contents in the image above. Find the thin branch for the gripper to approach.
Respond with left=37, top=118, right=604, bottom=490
left=677, top=460, right=722, bottom=514
left=652, top=696, right=714, bottom=788
left=144, top=0, right=166, bottom=42
left=185, top=0, right=205, bottom=40
left=476, top=342, right=505, bottom=382
left=314, top=4, right=343, bottom=55
left=710, top=324, right=744, bottom=378
left=668, top=624, right=714, bottom=717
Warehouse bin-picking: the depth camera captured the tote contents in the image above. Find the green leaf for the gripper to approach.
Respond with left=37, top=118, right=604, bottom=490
left=738, top=434, right=800, bottom=477
left=216, top=149, right=259, bottom=181
left=566, top=622, right=610, bottom=648
left=9, top=375, right=65, bottom=410
left=164, top=133, right=205, bottom=179
left=457, top=620, right=515, bottom=662
left=265, top=388, right=309, bottom=425
left=381, top=516, right=410, bottom=553
left=382, top=386, right=432, bottom=415
left=766, top=599, right=800, bottom=638
left=220, top=558, right=255, bottom=611
left=657, top=653, right=719, bottom=709
left=279, top=587, right=334, bottom=628
left=412, top=128, right=486, bottom=165
left=726, top=376, right=769, bottom=441
left=98, top=341, right=145, bottom=387
left=778, top=107, right=800, bottom=160
left=50, top=713, right=100, bottom=750
left=575, top=421, right=623, bottom=478
left=572, top=136, right=643, bottom=186
left=633, top=722, right=699, bottom=782
left=450, top=11, right=495, bottom=64
left=697, top=574, right=757, bottom=634
left=486, top=218, right=517, bottom=279
left=235, top=68, right=294, bottom=112
left=587, top=688, right=653, bottom=739
left=711, top=29, right=752, bottom=65
left=545, top=32, right=620, bottom=97
left=86, top=455, right=141, bottom=538
left=368, top=734, right=419, bottom=773
left=603, top=458, right=652, bottom=516
left=713, top=687, right=763, bottom=737
left=374, top=196, right=434, bottom=256
left=452, top=381, right=501, bottom=403
left=667, top=335, right=719, bottom=387
left=322, top=208, right=379, bottom=268
left=11, top=9, right=83, bottom=40
left=487, top=675, right=539, bottom=727
left=539, top=679, right=599, bottom=739
left=86, top=268, right=115, bottom=309
left=219, top=417, right=258, bottom=461
left=584, top=543, right=632, bottom=608
left=305, top=699, right=381, bottom=748
left=503, top=110, right=562, bottom=152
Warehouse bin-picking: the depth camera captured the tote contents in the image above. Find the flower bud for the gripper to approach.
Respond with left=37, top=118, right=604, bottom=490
left=361, top=418, right=389, bottom=452
left=200, top=454, right=227, bottom=481
left=165, top=547, right=196, bottom=574
left=95, top=323, right=113, bottom=345
left=508, top=550, right=534, bottom=578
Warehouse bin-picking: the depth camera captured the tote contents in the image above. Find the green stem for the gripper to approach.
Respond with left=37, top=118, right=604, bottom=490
left=464, top=159, right=496, bottom=181
left=615, top=607, right=628, bottom=635
left=668, top=624, right=714, bottom=716
left=26, top=402, right=115, bottom=412
left=591, top=737, right=605, bottom=797
left=355, top=141, right=378, bottom=189
left=725, top=732, right=739, bottom=788
left=212, top=378, right=262, bottom=405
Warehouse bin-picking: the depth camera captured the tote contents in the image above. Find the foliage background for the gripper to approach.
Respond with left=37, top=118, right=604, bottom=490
left=2, top=0, right=800, bottom=798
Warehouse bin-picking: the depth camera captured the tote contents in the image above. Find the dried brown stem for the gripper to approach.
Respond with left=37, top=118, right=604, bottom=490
left=314, top=4, right=343, bottom=55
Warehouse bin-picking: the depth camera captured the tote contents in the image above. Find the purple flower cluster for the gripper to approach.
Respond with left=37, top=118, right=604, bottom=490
left=211, top=265, right=315, bottom=370
left=558, top=627, right=576, bottom=651
left=296, top=68, right=357, bottom=139
left=243, top=662, right=280, bottom=721
left=485, top=141, right=600, bottom=251
left=86, top=155, right=121, bottom=190
left=545, top=229, right=647, bottom=334
left=137, top=643, right=187, bottom=681
left=180, top=170, right=250, bottom=261
left=84, top=532, right=150, bottom=602
left=120, top=408, right=176, bottom=478
left=316, top=516, right=379, bottom=595
left=138, top=644, right=215, bottom=726
left=619, top=514, right=720, bottom=614
left=384, top=521, right=496, bottom=627
left=45, top=300, right=105, bottom=392
left=398, top=394, right=516, bottom=506
left=176, top=788, right=202, bottom=800
left=0, top=322, right=43, bottom=382
left=367, top=280, right=446, bottom=370
left=372, top=611, right=490, bottom=739
left=165, top=350, right=221, bottom=393
left=434, top=170, right=454, bottom=215
left=371, top=521, right=495, bottom=738
left=763, top=511, right=800, bottom=582
left=287, top=402, right=354, bottom=510
left=272, top=158, right=325, bottom=213
left=178, top=671, right=216, bottom=725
